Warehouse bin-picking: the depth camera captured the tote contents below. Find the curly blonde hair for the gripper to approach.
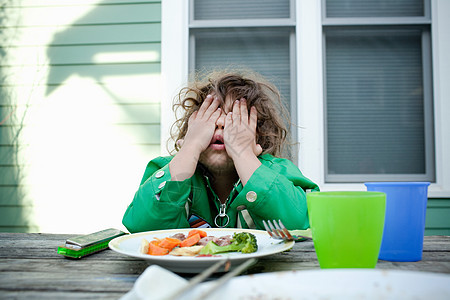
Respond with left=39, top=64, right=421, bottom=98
left=169, top=69, right=291, bottom=158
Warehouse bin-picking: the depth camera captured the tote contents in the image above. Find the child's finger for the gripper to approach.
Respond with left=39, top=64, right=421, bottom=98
left=209, top=107, right=221, bottom=123
left=176, top=139, right=185, bottom=148
left=197, top=94, right=213, bottom=117
left=254, top=144, right=263, bottom=156
left=232, top=99, right=240, bottom=124
left=204, top=96, right=221, bottom=119
left=225, top=111, right=233, bottom=126
left=189, top=111, right=198, bottom=122
left=240, top=98, right=248, bottom=123
left=249, top=106, right=258, bottom=131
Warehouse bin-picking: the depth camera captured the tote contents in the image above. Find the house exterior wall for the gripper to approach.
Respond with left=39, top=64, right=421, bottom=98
left=0, top=0, right=162, bottom=233
left=0, top=0, right=448, bottom=235
left=426, top=199, right=450, bottom=235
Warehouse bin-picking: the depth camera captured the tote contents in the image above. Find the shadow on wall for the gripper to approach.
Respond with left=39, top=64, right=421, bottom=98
left=0, top=86, right=33, bottom=232
left=45, top=0, right=161, bottom=97
left=0, top=0, right=36, bottom=232
left=0, top=0, right=161, bottom=232
left=44, top=0, right=162, bottom=137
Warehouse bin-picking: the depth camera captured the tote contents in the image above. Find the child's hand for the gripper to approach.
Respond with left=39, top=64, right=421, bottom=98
left=224, top=98, right=262, bottom=160
left=182, top=95, right=221, bottom=155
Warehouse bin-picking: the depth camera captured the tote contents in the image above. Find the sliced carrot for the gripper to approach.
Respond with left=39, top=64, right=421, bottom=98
left=150, top=239, right=161, bottom=246
left=180, top=233, right=201, bottom=247
left=187, top=229, right=207, bottom=238
left=148, top=242, right=169, bottom=256
left=158, top=237, right=181, bottom=251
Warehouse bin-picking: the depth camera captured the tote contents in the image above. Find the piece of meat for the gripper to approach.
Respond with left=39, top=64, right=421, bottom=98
left=170, top=233, right=186, bottom=241
left=197, top=236, right=216, bottom=246
left=215, top=235, right=232, bottom=246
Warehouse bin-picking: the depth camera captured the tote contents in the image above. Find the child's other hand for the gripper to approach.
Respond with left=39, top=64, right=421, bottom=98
left=224, top=98, right=262, bottom=160
left=183, top=95, right=221, bottom=155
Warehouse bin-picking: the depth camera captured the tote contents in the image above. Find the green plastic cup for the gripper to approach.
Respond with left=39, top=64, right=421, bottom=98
left=307, top=191, right=386, bottom=268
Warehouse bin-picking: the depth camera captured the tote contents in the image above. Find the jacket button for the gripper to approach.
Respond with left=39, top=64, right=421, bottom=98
left=246, top=191, right=257, bottom=202
left=158, top=181, right=166, bottom=189
left=155, top=171, right=165, bottom=178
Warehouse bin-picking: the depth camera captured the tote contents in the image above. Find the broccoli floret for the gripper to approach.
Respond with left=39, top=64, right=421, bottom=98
left=199, top=232, right=258, bottom=255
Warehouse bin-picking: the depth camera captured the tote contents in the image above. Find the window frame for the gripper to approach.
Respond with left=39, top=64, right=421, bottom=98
left=322, top=0, right=435, bottom=183
left=161, top=0, right=450, bottom=197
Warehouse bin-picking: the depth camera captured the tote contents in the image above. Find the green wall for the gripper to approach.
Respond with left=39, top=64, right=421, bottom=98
left=425, top=199, right=450, bottom=235
left=0, top=0, right=162, bottom=232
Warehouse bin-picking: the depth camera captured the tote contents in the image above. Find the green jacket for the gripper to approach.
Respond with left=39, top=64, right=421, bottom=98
left=122, top=154, right=319, bottom=233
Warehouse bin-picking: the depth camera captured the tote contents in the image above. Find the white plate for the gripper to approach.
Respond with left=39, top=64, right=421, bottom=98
left=109, top=228, right=294, bottom=273
left=187, top=269, right=450, bottom=300
left=122, top=267, right=450, bottom=300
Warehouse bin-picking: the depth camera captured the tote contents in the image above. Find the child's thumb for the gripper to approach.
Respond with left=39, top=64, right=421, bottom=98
left=177, top=139, right=185, bottom=148
left=254, top=144, right=263, bottom=156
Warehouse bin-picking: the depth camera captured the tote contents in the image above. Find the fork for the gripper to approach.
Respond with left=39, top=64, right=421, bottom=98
left=263, top=219, right=312, bottom=242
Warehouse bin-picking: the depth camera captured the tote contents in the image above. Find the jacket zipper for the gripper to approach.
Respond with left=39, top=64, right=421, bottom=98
left=215, top=202, right=229, bottom=227
left=204, top=175, right=241, bottom=228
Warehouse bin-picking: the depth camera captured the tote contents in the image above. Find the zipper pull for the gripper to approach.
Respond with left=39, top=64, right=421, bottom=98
left=214, top=203, right=230, bottom=227
left=219, top=203, right=226, bottom=217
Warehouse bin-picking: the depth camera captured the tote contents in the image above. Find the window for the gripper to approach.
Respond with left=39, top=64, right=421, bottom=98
left=162, top=0, right=450, bottom=196
left=189, top=0, right=297, bottom=159
left=322, top=0, right=434, bottom=182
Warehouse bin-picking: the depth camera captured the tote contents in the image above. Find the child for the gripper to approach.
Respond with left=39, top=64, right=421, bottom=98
left=122, top=69, right=319, bottom=233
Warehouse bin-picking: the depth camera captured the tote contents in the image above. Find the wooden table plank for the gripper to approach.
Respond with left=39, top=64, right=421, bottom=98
left=0, top=291, right=125, bottom=300
left=0, top=258, right=149, bottom=274
left=0, top=233, right=449, bottom=299
left=0, top=272, right=136, bottom=292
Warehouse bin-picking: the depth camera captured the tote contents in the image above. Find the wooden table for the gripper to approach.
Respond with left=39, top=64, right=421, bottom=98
left=0, top=233, right=449, bottom=299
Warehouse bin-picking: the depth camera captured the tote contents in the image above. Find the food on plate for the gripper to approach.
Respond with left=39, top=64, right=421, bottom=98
left=148, top=241, right=169, bottom=256
left=187, top=229, right=207, bottom=238
left=199, top=232, right=258, bottom=255
left=139, top=230, right=258, bottom=257
left=139, top=238, right=150, bottom=254
left=179, top=233, right=201, bottom=247
left=158, top=237, right=181, bottom=251
left=139, top=237, right=181, bottom=256
left=169, top=245, right=204, bottom=256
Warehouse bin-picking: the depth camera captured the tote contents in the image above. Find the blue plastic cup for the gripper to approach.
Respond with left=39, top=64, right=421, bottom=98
left=364, top=182, right=430, bottom=261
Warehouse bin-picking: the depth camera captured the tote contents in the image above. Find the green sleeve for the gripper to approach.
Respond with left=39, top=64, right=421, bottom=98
left=122, top=157, right=192, bottom=233
left=230, top=155, right=319, bottom=230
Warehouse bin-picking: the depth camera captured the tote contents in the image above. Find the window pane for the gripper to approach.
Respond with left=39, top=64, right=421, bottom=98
left=194, top=0, right=290, bottom=20
left=193, top=28, right=291, bottom=108
left=326, top=0, right=424, bottom=18
left=325, top=28, right=429, bottom=178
